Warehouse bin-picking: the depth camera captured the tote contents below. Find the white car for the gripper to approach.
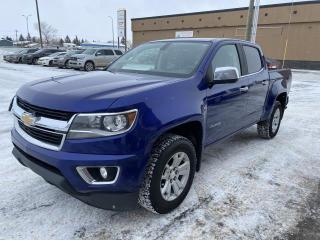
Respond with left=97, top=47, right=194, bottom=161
left=38, top=52, right=67, bottom=66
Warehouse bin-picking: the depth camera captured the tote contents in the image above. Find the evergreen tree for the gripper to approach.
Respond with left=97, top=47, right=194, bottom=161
left=59, top=38, right=64, bottom=46
left=72, top=36, right=80, bottom=45
left=6, top=36, right=13, bottom=41
left=26, top=33, right=31, bottom=41
left=65, top=35, right=71, bottom=43
left=18, top=34, right=25, bottom=42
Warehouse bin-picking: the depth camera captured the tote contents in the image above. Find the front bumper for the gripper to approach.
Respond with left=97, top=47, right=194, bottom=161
left=12, top=146, right=139, bottom=210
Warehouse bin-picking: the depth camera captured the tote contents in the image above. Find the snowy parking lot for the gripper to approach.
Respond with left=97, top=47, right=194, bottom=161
left=0, top=48, right=320, bottom=240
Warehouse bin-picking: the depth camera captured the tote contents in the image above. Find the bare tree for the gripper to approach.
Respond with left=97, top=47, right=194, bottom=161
left=34, top=22, right=57, bottom=44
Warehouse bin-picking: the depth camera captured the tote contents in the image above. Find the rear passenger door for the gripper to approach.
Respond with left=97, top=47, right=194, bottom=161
left=240, top=45, right=269, bottom=124
left=102, top=49, right=116, bottom=67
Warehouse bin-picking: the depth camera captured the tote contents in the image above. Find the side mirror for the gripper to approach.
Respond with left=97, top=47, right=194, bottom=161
left=213, top=67, right=240, bottom=84
left=207, top=66, right=240, bottom=87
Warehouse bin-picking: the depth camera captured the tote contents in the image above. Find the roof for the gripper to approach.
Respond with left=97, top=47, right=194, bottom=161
left=151, top=38, right=252, bottom=44
left=132, top=0, right=318, bottom=20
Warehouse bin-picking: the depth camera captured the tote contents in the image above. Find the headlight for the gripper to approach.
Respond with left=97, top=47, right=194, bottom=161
left=67, top=109, right=138, bottom=139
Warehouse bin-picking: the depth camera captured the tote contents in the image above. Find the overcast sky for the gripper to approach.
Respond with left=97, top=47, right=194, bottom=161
left=0, top=0, right=312, bottom=42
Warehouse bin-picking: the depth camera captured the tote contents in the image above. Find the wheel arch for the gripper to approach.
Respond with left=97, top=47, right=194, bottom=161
left=151, top=120, right=204, bottom=172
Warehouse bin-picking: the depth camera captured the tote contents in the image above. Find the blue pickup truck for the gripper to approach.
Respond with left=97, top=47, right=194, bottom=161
left=10, top=38, right=292, bottom=214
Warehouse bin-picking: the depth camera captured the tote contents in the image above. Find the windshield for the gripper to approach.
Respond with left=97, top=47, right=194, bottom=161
left=48, top=52, right=63, bottom=57
left=82, top=49, right=97, bottom=55
left=66, top=50, right=84, bottom=56
left=107, top=41, right=211, bottom=77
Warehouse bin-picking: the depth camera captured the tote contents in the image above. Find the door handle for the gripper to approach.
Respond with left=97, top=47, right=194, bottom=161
left=240, top=86, right=249, bottom=93
left=262, top=80, right=268, bottom=86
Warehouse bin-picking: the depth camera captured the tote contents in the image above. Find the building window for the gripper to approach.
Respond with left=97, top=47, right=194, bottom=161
left=265, top=13, right=268, bottom=16
left=293, top=10, right=298, bottom=14
left=181, top=19, right=184, bottom=23
left=240, top=15, right=244, bottom=18
left=154, top=21, right=156, bottom=25
left=167, top=20, right=170, bottom=24
left=218, top=16, right=221, bottom=20
left=199, top=18, right=202, bottom=21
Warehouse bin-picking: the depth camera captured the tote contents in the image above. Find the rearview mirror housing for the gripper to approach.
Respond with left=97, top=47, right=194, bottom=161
left=207, top=66, right=240, bottom=87
left=213, top=67, right=240, bottom=84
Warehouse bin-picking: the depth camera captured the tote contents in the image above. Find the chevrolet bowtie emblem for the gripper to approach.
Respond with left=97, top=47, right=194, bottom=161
left=21, top=112, right=37, bottom=126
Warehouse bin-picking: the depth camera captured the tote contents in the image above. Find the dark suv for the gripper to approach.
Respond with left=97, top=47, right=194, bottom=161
left=22, top=48, right=64, bottom=64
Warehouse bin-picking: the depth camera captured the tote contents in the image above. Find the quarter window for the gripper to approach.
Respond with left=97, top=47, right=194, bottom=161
left=243, top=46, right=263, bottom=74
left=114, top=50, right=123, bottom=55
left=211, top=45, right=241, bottom=76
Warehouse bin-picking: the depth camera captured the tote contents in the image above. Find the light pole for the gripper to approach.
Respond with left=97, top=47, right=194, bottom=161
left=35, top=0, right=43, bottom=48
left=108, top=16, right=115, bottom=48
left=22, top=14, right=32, bottom=39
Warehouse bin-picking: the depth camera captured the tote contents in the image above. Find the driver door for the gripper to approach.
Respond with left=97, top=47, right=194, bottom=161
left=206, top=44, right=249, bottom=144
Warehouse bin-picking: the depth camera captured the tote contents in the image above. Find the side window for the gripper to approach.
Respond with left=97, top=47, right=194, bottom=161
left=114, top=50, right=123, bottom=55
left=104, top=49, right=115, bottom=55
left=243, top=46, right=263, bottom=74
left=211, top=45, right=241, bottom=76
left=95, top=50, right=103, bottom=56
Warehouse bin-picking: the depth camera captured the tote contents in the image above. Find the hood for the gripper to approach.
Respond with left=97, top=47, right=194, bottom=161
left=72, top=53, right=89, bottom=59
left=39, top=56, right=50, bottom=60
left=17, top=71, right=176, bottom=113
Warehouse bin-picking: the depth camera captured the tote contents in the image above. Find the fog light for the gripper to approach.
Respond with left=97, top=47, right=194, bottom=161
left=99, top=167, right=108, bottom=179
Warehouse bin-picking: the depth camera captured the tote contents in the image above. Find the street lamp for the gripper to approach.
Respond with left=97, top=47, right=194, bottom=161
left=22, top=14, right=32, bottom=39
left=107, top=16, right=115, bottom=48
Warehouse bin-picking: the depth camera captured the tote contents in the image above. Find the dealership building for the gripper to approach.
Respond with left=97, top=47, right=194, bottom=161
left=131, top=1, right=320, bottom=69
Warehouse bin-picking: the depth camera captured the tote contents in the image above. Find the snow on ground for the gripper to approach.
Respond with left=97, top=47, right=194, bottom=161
left=0, top=48, right=320, bottom=240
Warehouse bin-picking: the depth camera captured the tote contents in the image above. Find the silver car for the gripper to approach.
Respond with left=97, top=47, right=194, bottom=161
left=53, top=49, right=85, bottom=68
left=68, top=48, right=123, bottom=71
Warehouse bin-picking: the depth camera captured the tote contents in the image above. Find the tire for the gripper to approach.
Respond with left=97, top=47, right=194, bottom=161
left=32, top=58, right=38, bottom=65
left=84, top=61, right=95, bottom=71
left=18, top=57, right=22, bottom=63
left=257, top=101, right=283, bottom=139
left=139, top=134, right=196, bottom=214
left=64, top=60, right=69, bottom=68
left=49, top=60, right=53, bottom=66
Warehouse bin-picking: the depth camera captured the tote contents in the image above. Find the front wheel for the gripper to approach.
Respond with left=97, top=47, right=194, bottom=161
left=84, top=61, right=95, bottom=71
left=139, top=134, right=196, bottom=214
left=32, top=58, right=38, bottom=65
left=257, top=101, right=283, bottom=139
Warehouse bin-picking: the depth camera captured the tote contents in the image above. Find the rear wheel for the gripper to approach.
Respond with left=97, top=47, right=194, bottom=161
left=84, top=61, right=95, bottom=71
left=257, top=101, right=283, bottom=139
left=64, top=60, right=69, bottom=68
left=139, top=134, right=196, bottom=214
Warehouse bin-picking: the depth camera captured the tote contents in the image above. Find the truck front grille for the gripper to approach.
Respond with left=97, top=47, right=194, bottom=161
left=17, top=97, right=74, bottom=121
left=18, top=121, right=63, bottom=146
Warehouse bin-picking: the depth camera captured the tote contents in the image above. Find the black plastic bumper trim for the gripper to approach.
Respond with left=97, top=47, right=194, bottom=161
left=12, top=146, right=139, bottom=211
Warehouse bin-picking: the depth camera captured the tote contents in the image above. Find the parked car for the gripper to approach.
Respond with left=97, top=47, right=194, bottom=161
left=266, top=58, right=281, bottom=70
left=21, top=48, right=64, bottom=64
left=10, top=38, right=292, bottom=213
left=37, top=52, right=67, bottom=66
left=53, top=49, right=85, bottom=68
left=3, top=48, right=39, bottom=63
left=68, top=48, right=123, bottom=71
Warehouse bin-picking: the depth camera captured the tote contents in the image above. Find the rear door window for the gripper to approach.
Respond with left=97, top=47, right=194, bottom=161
left=104, top=50, right=115, bottom=55
left=243, top=46, right=263, bottom=74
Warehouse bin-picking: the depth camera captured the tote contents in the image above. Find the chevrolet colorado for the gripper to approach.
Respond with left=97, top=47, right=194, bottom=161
left=10, top=39, right=292, bottom=214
